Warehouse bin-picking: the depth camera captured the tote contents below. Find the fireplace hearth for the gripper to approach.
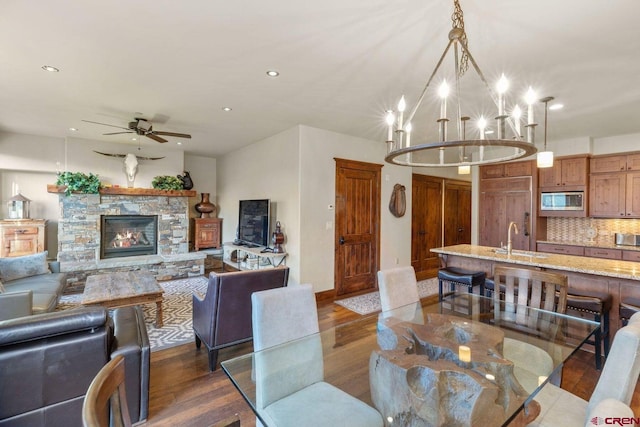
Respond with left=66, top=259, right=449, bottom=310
left=101, top=215, right=158, bottom=259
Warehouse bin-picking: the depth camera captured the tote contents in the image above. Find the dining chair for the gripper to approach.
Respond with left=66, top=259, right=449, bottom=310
left=492, top=266, right=569, bottom=393
left=528, top=323, right=640, bottom=426
left=82, top=354, right=132, bottom=427
left=377, top=266, right=419, bottom=312
left=251, top=284, right=383, bottom=427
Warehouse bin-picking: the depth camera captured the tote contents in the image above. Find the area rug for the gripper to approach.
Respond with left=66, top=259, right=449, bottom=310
left=57, top=276, right=209, bottom=351
left=335, top=278, right=439, bottom=315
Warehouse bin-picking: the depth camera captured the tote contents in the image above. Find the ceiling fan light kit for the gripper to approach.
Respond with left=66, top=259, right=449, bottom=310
left=383, top=0, right=552, bottom=169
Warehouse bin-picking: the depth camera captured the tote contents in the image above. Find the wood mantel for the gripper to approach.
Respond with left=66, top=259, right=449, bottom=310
left=47, top=184, right=196, bottom=197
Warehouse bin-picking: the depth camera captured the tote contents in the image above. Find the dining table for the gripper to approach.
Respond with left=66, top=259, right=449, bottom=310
left=221, top=293, right=599, bottom=427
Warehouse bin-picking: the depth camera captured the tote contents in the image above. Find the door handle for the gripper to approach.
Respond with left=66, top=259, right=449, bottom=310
left=339, top=236, right=345, bottom=245
left=523, top=212, right=530, bottom=237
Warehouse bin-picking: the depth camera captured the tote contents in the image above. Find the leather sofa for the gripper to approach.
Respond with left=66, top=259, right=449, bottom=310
left=193, top=266, right=290, bottom=371
left=0, top=305, right=150, bottom=427
left=0, top=253, right=67, bottom=317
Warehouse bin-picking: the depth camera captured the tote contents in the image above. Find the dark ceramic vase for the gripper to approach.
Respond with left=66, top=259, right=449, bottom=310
left=194, top=193, right=216, bottom=218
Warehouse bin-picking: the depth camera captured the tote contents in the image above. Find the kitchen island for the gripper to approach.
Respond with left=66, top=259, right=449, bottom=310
left=431, top=244, right=640, bottom=333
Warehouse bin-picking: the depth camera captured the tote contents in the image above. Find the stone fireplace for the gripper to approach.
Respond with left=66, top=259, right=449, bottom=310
left=49, top=186, right=205, bottom=292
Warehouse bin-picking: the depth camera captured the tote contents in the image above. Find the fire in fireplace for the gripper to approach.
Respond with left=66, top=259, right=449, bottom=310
left=101, top=215, right=158, bottom=259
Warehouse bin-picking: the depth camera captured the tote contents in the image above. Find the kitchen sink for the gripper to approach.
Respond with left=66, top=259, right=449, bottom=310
left=492, top=248, right=548, bottom=259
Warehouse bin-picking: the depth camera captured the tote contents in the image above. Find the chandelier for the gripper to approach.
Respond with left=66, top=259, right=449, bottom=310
left=384, top=0, right=540, bottom=169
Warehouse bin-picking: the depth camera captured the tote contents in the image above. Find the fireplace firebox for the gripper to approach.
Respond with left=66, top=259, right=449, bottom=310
left=101, top=215, right=158, bottom=259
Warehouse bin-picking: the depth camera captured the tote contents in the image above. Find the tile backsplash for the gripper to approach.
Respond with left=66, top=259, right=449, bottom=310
left=546, top=218, right=640, bottom=245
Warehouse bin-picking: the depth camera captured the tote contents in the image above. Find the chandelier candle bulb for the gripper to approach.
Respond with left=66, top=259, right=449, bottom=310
left=496, top=74, right=509, bottom=116
left=386, top=112, right=395, bottom=141
left=478, top=117, right=487, bottom=140
left=405, top=123, right=412, bottom=147
left=397, top=96, right=406, bottom=130
left=459, top=345, right=471, bottom=363
left=512, top=105, right=522, bottom=136
left=439, top=80, right=449, bottom=119
left=525, top=87, right=537, bottom=125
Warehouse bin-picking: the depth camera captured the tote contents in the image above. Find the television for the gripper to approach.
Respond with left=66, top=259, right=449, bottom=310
left=237, top=199, right=270, bottom=247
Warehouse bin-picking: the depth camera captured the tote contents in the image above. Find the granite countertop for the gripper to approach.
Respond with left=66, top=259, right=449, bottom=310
left=537, top=240, right=640, bottom=252
left=431, top=244, right=640, bottom=281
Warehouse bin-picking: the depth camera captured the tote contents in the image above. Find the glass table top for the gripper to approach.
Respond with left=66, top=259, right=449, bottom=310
left=222, top=293, right=598, bottom=427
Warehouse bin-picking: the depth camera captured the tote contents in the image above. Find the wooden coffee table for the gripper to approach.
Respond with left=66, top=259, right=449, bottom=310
left=82, top=271, right=164, bottom=327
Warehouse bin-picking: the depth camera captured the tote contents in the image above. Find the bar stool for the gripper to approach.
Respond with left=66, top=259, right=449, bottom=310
left=437, top=267, right=486, bottom=301
left=620, top=297, right=640, bottom=326
left=565, top=289, right=612, bottom=370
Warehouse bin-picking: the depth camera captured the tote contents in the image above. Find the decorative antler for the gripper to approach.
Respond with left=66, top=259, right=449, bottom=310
left=93, top=151, right=165, bottom=160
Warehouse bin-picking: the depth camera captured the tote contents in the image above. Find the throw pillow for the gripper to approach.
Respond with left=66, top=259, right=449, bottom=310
left=0, top=251, right=50, bottom=282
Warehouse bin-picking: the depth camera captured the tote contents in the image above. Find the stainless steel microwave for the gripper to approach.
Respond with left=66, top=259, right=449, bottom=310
left=540, top=191, right=584, bottom=211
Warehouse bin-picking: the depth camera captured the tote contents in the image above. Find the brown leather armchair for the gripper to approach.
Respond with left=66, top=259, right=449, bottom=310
left=193, top=266, right=289, bottom=371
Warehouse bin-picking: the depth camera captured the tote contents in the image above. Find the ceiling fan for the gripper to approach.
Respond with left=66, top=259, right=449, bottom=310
left=82, top=117, right=191, bottom=143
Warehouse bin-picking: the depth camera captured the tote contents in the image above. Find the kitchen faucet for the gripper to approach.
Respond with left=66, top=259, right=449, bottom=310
left=507, top=221, right=519, bottom=255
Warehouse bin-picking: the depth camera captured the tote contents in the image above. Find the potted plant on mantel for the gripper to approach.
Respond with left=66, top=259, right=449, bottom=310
left=54, top=172, right=102, bottom=196
left=151, top=175, right=184, bottom=191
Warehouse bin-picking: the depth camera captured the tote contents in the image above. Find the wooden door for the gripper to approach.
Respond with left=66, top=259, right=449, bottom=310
left=444, top=181, right=471, bottom=246
left=411, top=174, right=442, bottom=280
left=334, top=158, right=381, bottom=296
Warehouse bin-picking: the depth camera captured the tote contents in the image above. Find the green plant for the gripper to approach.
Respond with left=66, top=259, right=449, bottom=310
left=152, top=175, right=184, bottom=191
left=55, top=171, right=101, bottom=196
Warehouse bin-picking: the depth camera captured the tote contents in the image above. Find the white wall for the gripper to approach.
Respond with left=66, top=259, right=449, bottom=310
left=0, top=131, right=188, bottom=257
left=217, top=127, right=301, bottom=283
left=299, top=126, right=412, bottom=292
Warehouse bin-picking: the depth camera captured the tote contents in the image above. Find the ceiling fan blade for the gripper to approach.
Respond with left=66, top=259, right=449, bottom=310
left=82, top=120, right=130, bottom=131
left=146, top=133, right=168, bottom=143
left=103, top=131, right=134, bottom=135
left=152, top=131, right=192, bottom=139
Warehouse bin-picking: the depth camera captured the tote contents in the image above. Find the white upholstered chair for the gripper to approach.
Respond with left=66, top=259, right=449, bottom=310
left=377, top=266, right=424, bottom=324
left=528, top=323, right=640, bottom=426
left=377, top=266, right=419, bottom=312
left=251, top=284, right=383, bottom=427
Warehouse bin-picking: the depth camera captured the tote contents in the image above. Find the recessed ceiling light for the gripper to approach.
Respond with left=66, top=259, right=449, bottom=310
left=41, top=65, right=60, bottom=72
left=69, top=127, right=78, bottom=132
left=177, top=141, right=183, bottom=145
left=131, top=137, right=137, bottom=141
left=222, top=107, right=232, bottom=112
left=549, top=103, right=564, bottom=110
left=266, top=70, right=279, bottom=77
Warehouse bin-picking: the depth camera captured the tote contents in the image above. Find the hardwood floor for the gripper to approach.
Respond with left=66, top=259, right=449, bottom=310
left=146, top=295, right=640, bottom=427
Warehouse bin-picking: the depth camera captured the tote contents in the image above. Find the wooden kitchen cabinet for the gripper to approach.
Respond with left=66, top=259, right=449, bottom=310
left=584, top=247, right=622, bottom=260
left=0, top=219, right=46, bottom=258
left=192, top=218, right=222, bottom=251
left=538, top=155, right=588, bottom=189
left=622, top=250, right=640, bottom=262
left=479, top=173, right=534, bottom=251
left=480, top=160, right=533, bottom=180
left=589, top=170, right=640, bottom=218
left=591, top=153, right=640, bottom=173
left=537, top=242, right=585, bottom=256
